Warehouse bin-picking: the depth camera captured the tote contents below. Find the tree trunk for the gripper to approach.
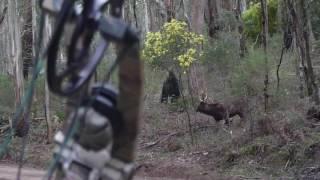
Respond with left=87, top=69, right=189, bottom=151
left=164, top=0, right=175, bottom=21
left=44, top=15, right=53, bottom=143
left=8, top=0, right=24, bottom=108
left=260, top=0, right=269, bottom=112
left=300, top=0, right=319, bottom=104
left=222, top=0, right=232, bottom=10
left=7, top=0, right=25, bottom=135
left=143, top=0, right=150, bottom=32
left=45, top=80, right=52, bottom=143
left=288, top=0, right=309, bottom=97
left=206, top=0, right=219, bottom=37
left=182, top=0, right=191, bottom=29
left=189, top=0, right=207, bottom=100
left=21, top=0, right=33, bottom=79
left=143, top=0, right=167, bottom=32
left=235, top=0, right=247, bottom=58
left=0, top=6, right=7, bottom=27
left=124, top=0, right=139, bottom=28
left=288, top=0, right=319, bottom=103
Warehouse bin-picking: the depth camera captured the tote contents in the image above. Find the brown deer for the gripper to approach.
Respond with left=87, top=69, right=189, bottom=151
left=196, top=94, right=246, bottom=126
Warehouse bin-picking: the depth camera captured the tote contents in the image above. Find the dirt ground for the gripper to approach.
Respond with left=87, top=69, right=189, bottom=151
left=2, top=98, right=320, bottom=180
left=0, top=113, right=243, bottom=180
left=0, top=164, right=193, bottom=180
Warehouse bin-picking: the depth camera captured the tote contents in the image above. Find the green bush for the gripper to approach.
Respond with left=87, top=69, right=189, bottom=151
left=216, top=10, right=239, bottom=31
left=0, top=75, right=14, bottom=113
left=310, top=0, right=320, bottom=39
left=201, top=32, right=239, bottom=74
left=142, top=19, right=204, bottom=71
left=230, top=49, right=266, bottom=96
left=243, top=0, right=279, bottom=40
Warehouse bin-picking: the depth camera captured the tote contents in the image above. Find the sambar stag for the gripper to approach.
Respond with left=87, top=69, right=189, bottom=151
left=196, top=94, right=246, bottom=126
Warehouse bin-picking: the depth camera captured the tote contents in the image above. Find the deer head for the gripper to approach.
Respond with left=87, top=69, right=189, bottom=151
left=199, top=93, right=208, bottom=102
left=197, top=93, right=208, bottom=112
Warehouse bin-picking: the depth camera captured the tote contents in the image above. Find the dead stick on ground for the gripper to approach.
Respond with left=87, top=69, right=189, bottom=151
left=33, top=117, right=45, bottom=120
left=143, top=132, right=179, bottom=149
left=284, top=159, right=290, bottom=170
left=143, top=124, right=222, bottom=149
left=312, top=123, right=320, bottom=126
left=236, top=175, right=262, bottom=180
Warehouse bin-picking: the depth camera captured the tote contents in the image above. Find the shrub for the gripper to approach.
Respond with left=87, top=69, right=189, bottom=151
left=0, top=75, right=14, bottom=112
left=310, top=0, right=320, bottom=39
left=142, top=19, right=204, bottom=72
left=243, top=0, right=279, bottom=40
left=201, top=32, right=240, bottom=74
left=230, top=49, right=266, bottom=96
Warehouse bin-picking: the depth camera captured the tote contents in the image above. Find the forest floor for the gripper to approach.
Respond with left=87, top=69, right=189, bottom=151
left=2, top=96, right=320, bottom=180
left=0, top=164, right=188, bottom=180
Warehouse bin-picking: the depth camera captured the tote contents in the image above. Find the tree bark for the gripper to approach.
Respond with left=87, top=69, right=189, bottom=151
left=300, top=0, right=319, bottom=104
left=288, top=0, right=319, bottom=103
left=206, top=0, right=219, bottom=37
left=44, top=15, right=53, bottom=143
left=21, top=0, right=33, bottom=79
left=7, top=0, right=25, bottom=135
left=287, top=0, right=309, bottom=97
left=260, top=0, right=269, bottom=112
left=0, top=6, right=7, bottom=27
left=143, top=0, right=151, bottom=33
left=124, top=0, right=139, bottom=28
left=164, top=0, right=175, bottom=21
left=189, top=0, right=207, bottom=100
left=222, top=0, right=233, bottom=10
left=235, top=0, right=247, bottom=58
left=45, top=80, right=52, bottom=143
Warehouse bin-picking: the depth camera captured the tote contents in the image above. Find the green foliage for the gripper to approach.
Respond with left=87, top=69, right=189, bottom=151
left=0, top=75, right=14, bottom=113
left=310, top=0, right=320, bottom=39
left=201, top=32, right=240, bottom=73
left=142, top=19, right=204, bottom=71
left=243, top=0, right=279, bottom=39
left=55, top=111, right=65, bottom=122
left=231, top=49, right=266, bottom=96
left=216, top=10, right=239, bottom=31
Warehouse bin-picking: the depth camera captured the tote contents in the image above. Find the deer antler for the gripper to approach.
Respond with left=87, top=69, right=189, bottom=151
left=199, top=93, right=208, bottom=102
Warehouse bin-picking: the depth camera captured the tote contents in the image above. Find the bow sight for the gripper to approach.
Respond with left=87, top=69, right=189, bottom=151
left=40, top=0, right=141, bottom=179
left=42, top=0, right=138, bottom=96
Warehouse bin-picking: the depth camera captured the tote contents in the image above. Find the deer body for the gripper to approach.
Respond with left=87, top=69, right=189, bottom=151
left=196, top=98, right=246, bottom=125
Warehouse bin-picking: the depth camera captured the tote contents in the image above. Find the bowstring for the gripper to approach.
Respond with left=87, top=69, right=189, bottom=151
left=0, top=0, right=46, bottom=178
left=16, top=1, right=47, bottom=179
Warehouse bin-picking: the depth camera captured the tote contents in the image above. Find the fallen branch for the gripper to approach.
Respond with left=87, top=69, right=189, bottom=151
left=143, top=132, right=179, bottom=149
left=284, top=159, right=290, bottom=170
left=236, top=175, right=262, bottom=180
left=33, top=117, right=45, bottom=121
left=312, top=123, right=320, bottom=126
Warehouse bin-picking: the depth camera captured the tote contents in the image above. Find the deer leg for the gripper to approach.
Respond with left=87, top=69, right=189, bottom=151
left=238, top=112, right=247, bottom=132
left=225, top=110, right=230, bottom=126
